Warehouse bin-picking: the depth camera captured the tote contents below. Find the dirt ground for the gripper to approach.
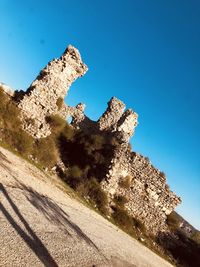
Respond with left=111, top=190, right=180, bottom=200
left=0, top=146, right=173, bottom=267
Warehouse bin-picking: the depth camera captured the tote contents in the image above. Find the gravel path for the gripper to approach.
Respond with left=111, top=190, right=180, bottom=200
left=0, top=146, right=173, bottom=267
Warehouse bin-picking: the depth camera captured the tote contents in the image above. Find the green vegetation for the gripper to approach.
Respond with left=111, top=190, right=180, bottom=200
left=46, top=114, right=66, bottom=135
left=0, top=88, right=59, bottom=167
left=119, top=175, right=132, bottom=189
left=113, top=194, right=128, bottom=207
left=191, top=230, right=200, bottom=245
left=0, top=88, right=34, bottom=156
left=56, top=97, right=64, bottom=110
left=166, top=211, right=180, bottom=231
left=33, top=137, right=58, bottom=168
left=112, top=205, right=134, bottom=232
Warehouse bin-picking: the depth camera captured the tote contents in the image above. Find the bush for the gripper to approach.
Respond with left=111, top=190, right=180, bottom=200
left=56, top=97, right=64, bottom=110
left=166, top=211, right=180, bottom=231
left=0, top=88, right=34, bottom=155
left=79, top=134, right=106, bottom=155
left=113, top=194, right=128, bottom=207
left=0, top=95, right=19, bottom=129
left=119, top=175, right=132, bottom=189
left=46, top=114, right=66, bottom=135
left=61, top=123, right=75, bottom=141
left=87, top=178, right=108, bottom=214
left=191, top=230, right=200, bottom=245
left=66, top=165, right=83, bottom=189
left=33, top=136, right=58, bottom=168
left=0, top=87, right=10, bottom=106
left=90, top=134, right=105, bottom=150
left=110, top=136, right=120, bottom=147
left=12, top=130, right=34, bottom=155
left=133, top=217, right=146, bottom=232
left=112, top=206, right=133, bottom=231
left=68, top=165, right=83, bottom=178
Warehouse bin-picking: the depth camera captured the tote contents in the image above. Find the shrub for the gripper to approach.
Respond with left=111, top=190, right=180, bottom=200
left=46, top=114, right=66, bottom=135
left=12, top=130, right=34, bottom=155
left=0, top=87, right=10, bottom=105
left=133, top=217, right=146, bottom=232
left=0, top=89, right=34, bottom=155
left=90, top=134, right=105, bottom=150
left=66, top=165, right=83, bottom=189
left=87, top=178, right=108, bottom=214
left=110, top=136, right=120, bottom=147
left=68, top=165, right=83, bottom=178
left=191, top=230, right=200, bottom=245
left=33, top=136, right=58, bottom=168
left=112, top=206, right=133, bottom=231
left=56, top=97, right=64, bottom=110
left=113, top=194, right=128, bottom=207
left=0, top=97, right=19, bottom=129
left=79, top=134, right=105, bottom=155
left=61, top=123, right=75, bottom=141
left=119, top=175, right=132, bottom=189
left=166, top=211, right=180, bottom=231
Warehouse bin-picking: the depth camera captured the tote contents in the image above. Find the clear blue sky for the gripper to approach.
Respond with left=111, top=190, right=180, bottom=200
left=0, top=0, right=199, bottom=229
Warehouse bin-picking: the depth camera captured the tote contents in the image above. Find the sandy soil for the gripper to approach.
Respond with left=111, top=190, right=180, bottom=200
left=0, top=146, right=173, bottom=267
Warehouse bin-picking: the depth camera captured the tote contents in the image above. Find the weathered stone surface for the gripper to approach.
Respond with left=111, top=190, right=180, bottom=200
left=98, top=97, right=126, bottom=131
left=18, top=45, right=88, bottom=138
left=101, top=149, right=181, bottom=234
left=98, top=97, right=138, bottom=142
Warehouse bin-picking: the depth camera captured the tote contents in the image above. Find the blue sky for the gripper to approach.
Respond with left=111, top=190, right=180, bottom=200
left=0, top=0, right=199, bottom=229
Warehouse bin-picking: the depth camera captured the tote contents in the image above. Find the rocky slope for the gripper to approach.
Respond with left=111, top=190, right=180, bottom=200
left=0, top=146, right=173, bottom=267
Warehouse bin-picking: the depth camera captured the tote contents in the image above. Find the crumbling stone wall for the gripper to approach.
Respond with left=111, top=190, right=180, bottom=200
left=14, top=44, right=181, bottom=234
left=18, top=45, right=88, bottom=138
left=101, top=147, right=181, bottom=234
left=97, top=97, right=138, bottom=142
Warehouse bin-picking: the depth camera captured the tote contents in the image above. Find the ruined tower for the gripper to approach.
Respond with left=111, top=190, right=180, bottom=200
left=19, top=45, right=88, bottom=138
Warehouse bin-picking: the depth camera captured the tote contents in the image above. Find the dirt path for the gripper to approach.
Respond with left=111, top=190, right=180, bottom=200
left=0, top=146, right=173, bottom=267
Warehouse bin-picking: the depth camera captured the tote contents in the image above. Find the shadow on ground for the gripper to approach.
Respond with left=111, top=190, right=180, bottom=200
left=0, top=183, right=58, bottom=267
left=21, top=182, right=99, bottom=250
left=0, top=150, right=109, bottom=266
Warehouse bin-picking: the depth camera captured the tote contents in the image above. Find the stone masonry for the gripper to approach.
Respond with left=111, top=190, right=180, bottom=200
left=101, top=147, right=181, bottom=233
left=18, top=45, right=88, bottom=138
left=14, top=45, right=181, bottom=234
left=98, top=97, right=138, bottom=142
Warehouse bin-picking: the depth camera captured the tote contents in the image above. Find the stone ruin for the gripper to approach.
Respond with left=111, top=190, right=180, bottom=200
left=18, top=45, right=88, bottom=138
left=3, top=45, right=181, bottom=234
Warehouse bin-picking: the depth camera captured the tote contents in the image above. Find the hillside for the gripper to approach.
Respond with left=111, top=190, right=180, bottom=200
left=0, top=45, right=200, bottom=267
left=0, top=146, right=173, bottom=267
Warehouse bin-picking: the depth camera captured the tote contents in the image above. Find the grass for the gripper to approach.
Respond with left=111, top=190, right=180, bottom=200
left=0, top=88, right=34, bottom=156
